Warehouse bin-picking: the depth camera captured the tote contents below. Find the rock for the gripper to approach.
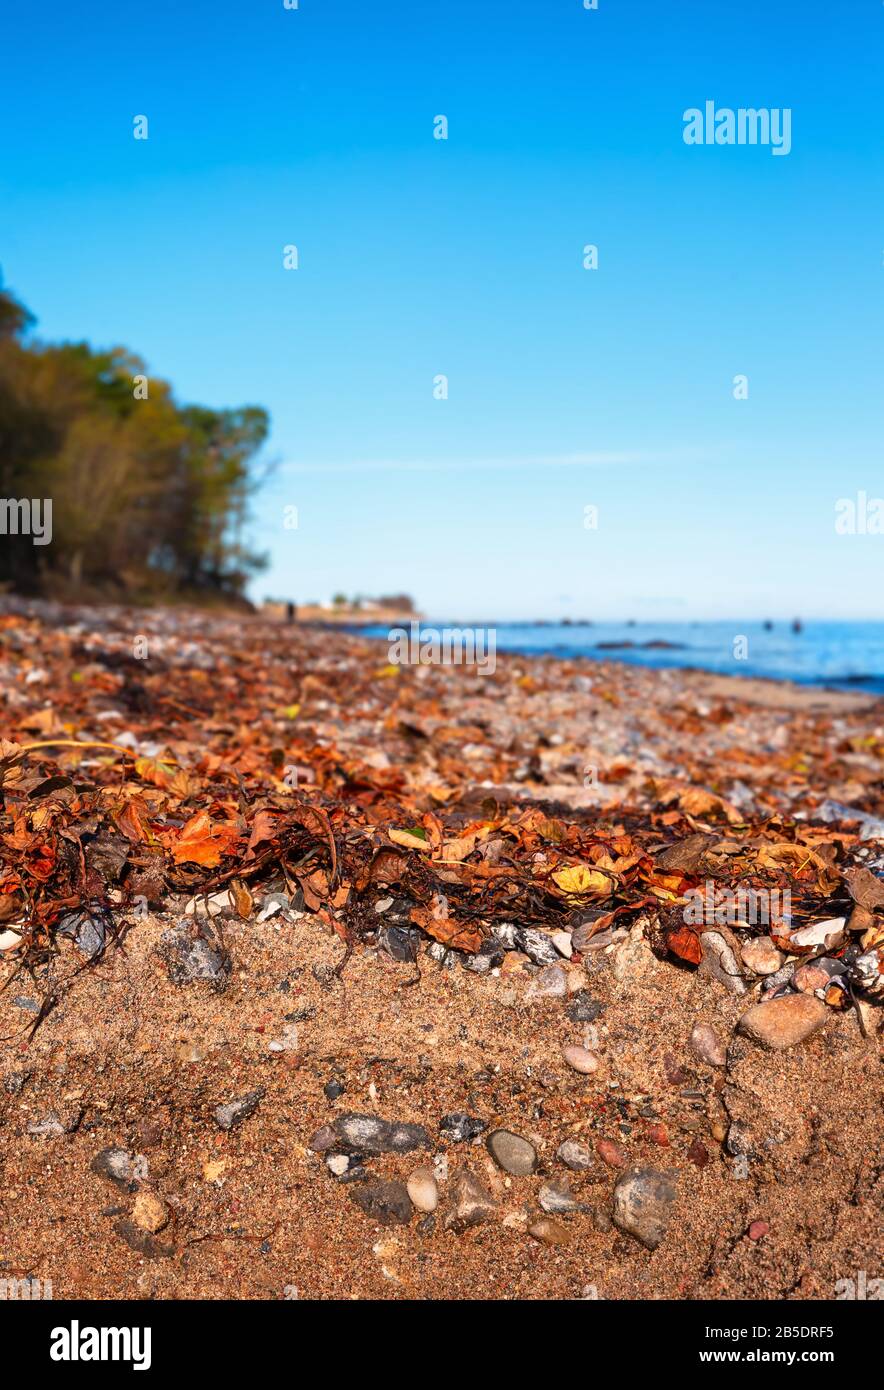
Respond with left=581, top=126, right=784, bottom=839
left=3, top=1070, right=31, bottom=1095
left=790, top=918, right=846, bottom=953
left=737, top=994, right=828, bottom=1050
left=557, top=1139, right=594, bottom=1171
left=698, top=931, right=746, bottom=995
left=525, top=965, right=567, bottom=1001
left=91, top=1148, right=148, bottom=1190
left=528, top=1216, right=570, bottom=1245
left=596, top=1138, right=628, bottom=1168
left=740, top=936, right=785, bottom=976
left=378, top=924, right=418, bottom=963
left=748, top=1220, right=769, bottom=1241
left=516, top=928, right=561, bottom=966
left=159, top=922, right=229, bottom=991
left=307, top=1124, right=337, bottom=1152
left=571, top=918, right=609, bottom=953
left=133, top=1191, right=168, bottom=1233
left=440, top=1113, right=486, bottom=1143
left=539, top=1182, right=581, bottom=1214
left=334, top=1113, right=431, bottom=1155
left=442, top=1169, right=497, bottom=1230
left=406, top=1167, right=438, bottom=1213
left=612, top=1167, right=678, bottom=1250
left=214, top=1088, right=265, bottom=1131
left=793, top=956, right=846, bottom=994
left=551, top=930, right=574, bottom=957
left=325, top=1153, right=366, bottom=1182
left=565, top=990, right=604, bottom=1022
left=690, top=1022, right=727, bottom=1068
left=113, top=1219, right=173, bottom=1259
left=324, top=1079, right=344, bottom=1100
left=562, top=1044, right=600, bottom=1074
left=57, top=909, right=107, bottom=959
left=27, top=1112, right=69, bottom=1138
left=486, top=1129, right=538, bottom=1176
left=687, top=1139, right=709, bottom=1167
left=351, top=1181, right=412, bottom=1225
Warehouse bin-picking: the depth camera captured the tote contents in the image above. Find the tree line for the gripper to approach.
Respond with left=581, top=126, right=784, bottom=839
left=0, top=276, right=269, bottom=601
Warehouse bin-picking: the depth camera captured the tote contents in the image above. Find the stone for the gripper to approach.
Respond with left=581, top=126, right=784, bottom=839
left=486, top=1129, right=538, bottom=1176
left=699, top=931, right=746, bottom=995
left=748, top=1220, right=769, bottom=1241
left=91, top=1148, right=148, bottom=1190
left=324, top=1079, right=344, bottom=1100
left=737, top=994, right=828, bottom=1050
left=113, top=1220, right=173, bottom=1260
left=406, top=1167, right=438, bottom=1213
left=378, top=924, right=418, bottom=963
left=133, top=1191, right=168, bottom=1234
left=528, top=1216, right=570, bottom=1246
left=525, top=965, right=567, bottom=1001
left=690, top=1022, right=727, bottom=1068
left=793, top=957, right=846, bottom=994
left=538, top=1182, right=581, bottom=1215
left=351, top=1181, right=412, bottom=1226
left=789, top=918, right=846, bottom=953
left=596, top=1138, right=628, bottom=1168
left=214, top=1088, right=265, bottom=1131
left=740, top=936, right=785, bottom=976
left=440, top=1113, right=486, bottom=1143
left=442, top=1169, right=497, bottom=1230
left=159, top=921, right=229, bottom=990
left=612, top=1167, right=678, bottom=1250
left=562, top=1044, right=599, bottom=1075
left=516, top=928, right=561, bottom=966
left=307, top=1124, right=336, bottom=1152
left=565, top=990, right=604, bottom=1022
left=333, top=1113, right=431, bottom=1155
left=557, top=1139, right=594, bottom=1171
left=551, top=931, right=574, bottom=957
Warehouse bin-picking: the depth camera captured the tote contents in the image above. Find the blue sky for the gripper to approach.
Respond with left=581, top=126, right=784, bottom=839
left=2, top=0, right=882, bottom=619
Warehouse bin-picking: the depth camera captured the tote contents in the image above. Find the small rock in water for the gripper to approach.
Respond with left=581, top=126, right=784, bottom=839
left=565, top=990, right=604, bottom=1022
left=525, top=965, right=567, bottom=1001
left=214, top=1088, right=265, bottom=1131
left=350, top=1180, right=412, bottom=1226
left=612, top=1167, right=678, bottom=1250
left=557, top=1139, right=594, bottom=1171
left=737, top=994, right=828, bottom=1050
left=562, top=1044, right=599, bottom=1075
left=740, top=936, right=785, bottom=976
left=442, top=1169, right=497, bottom=1230
left=440, top=1113, right=486, bottom=1143
left=690, top=1022, right=727, bottom=1068
left=487, top=1129, right=538, bottom=1176
left=334, top=1113, right=431, bottom=1155
left=406, top=1167, right=438, bottom=1213
left=528, top=1216, right=570, bottom=1246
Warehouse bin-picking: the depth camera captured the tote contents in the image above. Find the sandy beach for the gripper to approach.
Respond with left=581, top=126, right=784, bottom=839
left=1, top=601, right=882, bottom=1301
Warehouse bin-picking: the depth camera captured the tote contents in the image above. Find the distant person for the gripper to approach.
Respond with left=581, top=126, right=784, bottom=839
left=763, top=620, right=773, bottom=630
left=791, top=618, right=802, bottom=634
left=286, top=602, right=296, bottom=624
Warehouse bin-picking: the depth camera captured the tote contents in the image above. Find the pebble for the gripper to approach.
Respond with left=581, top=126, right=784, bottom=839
left=748, top=1220, right=769, bottom=1241
left=525, top=965, right=567, bottom=1001
left=91, top=1148, right=148, bottom=1190
left=551, top=931, right=574, bottom=958
left=690, top=1022, right=727, bottom=1068
left=557, top=1139, right=594, bottom=1171
left=528, top=1216, right=570, bottom=1246
left=793, top=957, right=846, bottom=994
left=486, top=1129, right=538, bottom=1176
left=737, top=994, right=828, bottom=1050
left=440, top=1113, right=486, bottom=1143
left=324, top=1079, right=344, bottom=1100
left=538, top=1182, right=581, bottom=1215
left=27, top=1112, right=68, bottom=1138
left=790, top=917, right=846, bottom=953
left=325, top=1153, right=366, bottom=1182
left=687, top=1139, right=710, bottom=1167
left=442, top=1169, right=497, bottom=1230
left=334, top=1113, right=431, bottom=1155
left=133, top=1191, right=168, bottom=1234
left=699, top=931, right=747, bottom=995
left=406, top=1167, right=439, bottom=1213
left=612, top=1167, right=679, bottom=1250
left=596, top=1138, right=628, bottom=1168
left=214, top=1088, right=265, bottom=1131
left=351, top=1181, right=412, bottom=1226
left=159, top=921, right=230, bottom=990
left=307, top=1124, right=337, bottom=1152
left=565, top=990, right=604, bottom=1023
left=740, top=936, right=785, bottom=976
left=562, top=1044, right=600, bottom=1074
left=516, top=928, right=561, bottom=966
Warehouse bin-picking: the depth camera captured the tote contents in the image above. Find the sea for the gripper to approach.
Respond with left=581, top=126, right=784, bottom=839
left=355, top=619, right=884, bottom=695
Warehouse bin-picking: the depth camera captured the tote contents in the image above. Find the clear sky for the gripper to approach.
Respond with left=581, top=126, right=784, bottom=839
left=2, top=0, right=882, bottom=620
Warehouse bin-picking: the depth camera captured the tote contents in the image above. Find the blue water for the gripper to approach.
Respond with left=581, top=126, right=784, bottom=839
left=356, top=620, right=884, bottom=694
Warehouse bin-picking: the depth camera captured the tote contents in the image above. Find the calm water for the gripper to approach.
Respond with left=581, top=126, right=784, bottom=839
left=357, top=620, right=884, bottom=693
